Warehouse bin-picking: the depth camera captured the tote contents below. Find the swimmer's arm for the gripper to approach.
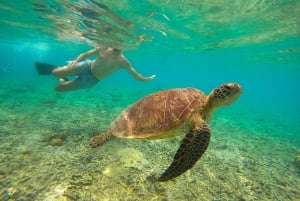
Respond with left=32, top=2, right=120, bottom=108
left=123, top=59, right=156, bottom=81
left=67, top=48, right=99, bottom=68
left=74, top=48, right=99, bottom=62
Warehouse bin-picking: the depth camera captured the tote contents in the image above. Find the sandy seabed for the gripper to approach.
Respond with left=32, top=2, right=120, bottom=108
left=0, top=79, right=299, bottom=201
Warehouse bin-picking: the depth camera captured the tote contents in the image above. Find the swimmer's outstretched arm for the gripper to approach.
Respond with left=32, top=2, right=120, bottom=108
left=123, top=58, right=156, bottom=81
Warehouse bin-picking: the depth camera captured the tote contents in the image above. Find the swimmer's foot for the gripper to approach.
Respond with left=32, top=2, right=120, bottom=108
left=35, top=62, right=57, bottom=75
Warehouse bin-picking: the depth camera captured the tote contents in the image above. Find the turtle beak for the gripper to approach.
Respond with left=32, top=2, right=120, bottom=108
left=234, top=83, right=242, bottom=93
left=228, top=83, right=242, bottom=94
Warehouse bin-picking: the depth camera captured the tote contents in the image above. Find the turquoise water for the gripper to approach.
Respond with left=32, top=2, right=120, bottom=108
left=0, top=1, right=299, bottom=201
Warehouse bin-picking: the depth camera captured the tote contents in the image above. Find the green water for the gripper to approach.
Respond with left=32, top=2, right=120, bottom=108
left=0, top=1, right=299, bottom=201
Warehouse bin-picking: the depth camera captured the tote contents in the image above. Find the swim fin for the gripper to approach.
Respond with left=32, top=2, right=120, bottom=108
left=35, top=62, right=57, bottom=75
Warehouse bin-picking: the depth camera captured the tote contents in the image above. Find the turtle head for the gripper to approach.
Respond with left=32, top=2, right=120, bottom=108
left=208, top=83, right=242, bottom=108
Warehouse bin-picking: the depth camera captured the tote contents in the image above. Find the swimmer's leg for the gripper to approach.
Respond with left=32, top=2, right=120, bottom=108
left=55, top=78, right=82, bottom=92
left=52, top=65, right=78, bottom=78
left=52, top=60, right=92, bottom=78
left=55, top=74, right=98, bottom=92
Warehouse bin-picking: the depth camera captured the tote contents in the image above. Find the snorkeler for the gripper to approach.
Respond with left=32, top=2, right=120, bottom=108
left=35, top=47, right=156, bottom=92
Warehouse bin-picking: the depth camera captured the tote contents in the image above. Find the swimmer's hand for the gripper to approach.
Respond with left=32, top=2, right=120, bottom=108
left=67, top=60, right=78, bottom=69
left=144, top=74, right=156, bottom=81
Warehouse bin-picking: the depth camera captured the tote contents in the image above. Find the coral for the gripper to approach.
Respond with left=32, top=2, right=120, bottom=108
left=48, top=132, right=67, bottom=146
left=49, top=138, right=63, bottom=146
left=117, top=148, right=150, bottom=170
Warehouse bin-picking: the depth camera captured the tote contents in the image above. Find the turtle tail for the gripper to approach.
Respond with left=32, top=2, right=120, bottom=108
left=90, top=132, right=114, bottom=148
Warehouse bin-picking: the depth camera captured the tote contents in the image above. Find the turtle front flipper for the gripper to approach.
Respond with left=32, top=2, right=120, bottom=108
left=158, top=119, right=211, bottom=182
left=90, top=131, right=114, bottom=148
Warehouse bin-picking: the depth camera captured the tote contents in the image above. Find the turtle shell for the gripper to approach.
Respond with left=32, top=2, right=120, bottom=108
left=109, top=88, right=206, bottom=139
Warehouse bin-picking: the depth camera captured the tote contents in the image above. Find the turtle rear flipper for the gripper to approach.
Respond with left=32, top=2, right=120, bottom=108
left=158, top=119, right=211, bottom=182
left=90, top=132, right=114, bottom=148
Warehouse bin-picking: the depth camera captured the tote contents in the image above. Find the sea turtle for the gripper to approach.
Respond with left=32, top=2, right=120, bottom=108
left=90, top=82, right=242, bottom=181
